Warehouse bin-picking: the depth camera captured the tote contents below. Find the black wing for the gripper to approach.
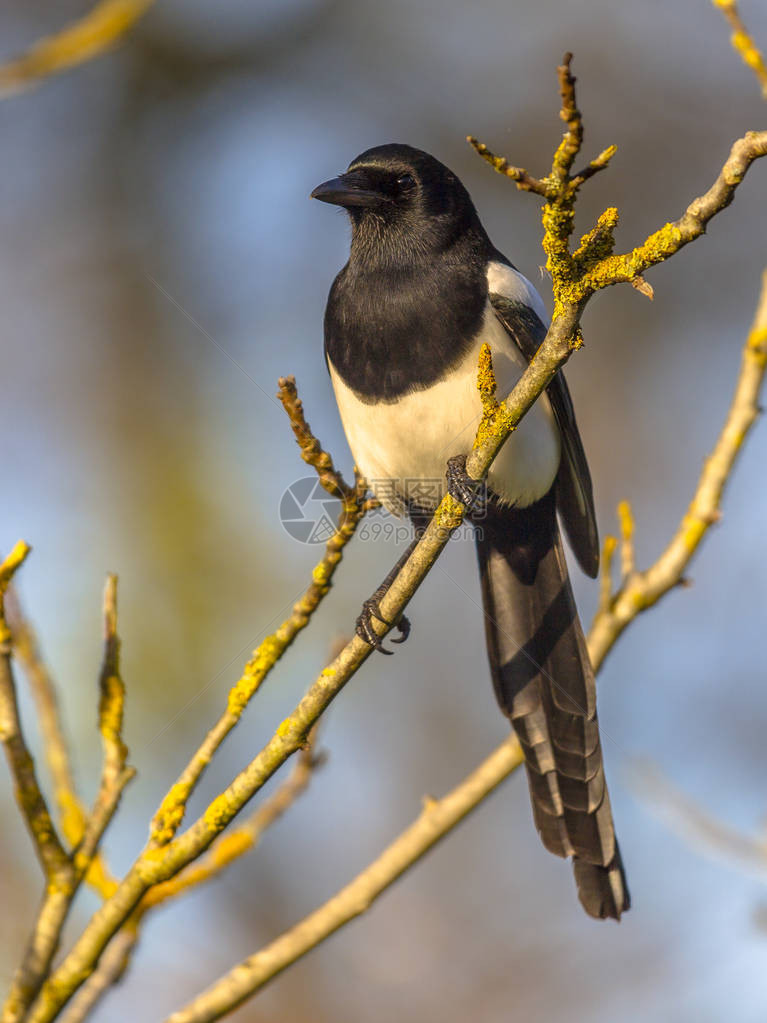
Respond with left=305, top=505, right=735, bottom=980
left=488, top=291, right=599, bottom=578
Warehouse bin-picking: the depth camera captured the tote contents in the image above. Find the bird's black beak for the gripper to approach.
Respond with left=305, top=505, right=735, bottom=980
left=310, top=173, right=382, bottom=208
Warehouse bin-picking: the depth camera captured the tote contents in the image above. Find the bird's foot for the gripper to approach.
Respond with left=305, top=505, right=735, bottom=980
left=446, top=454, right=485, bottom=513
left=355, top=597, right=411, bottom=655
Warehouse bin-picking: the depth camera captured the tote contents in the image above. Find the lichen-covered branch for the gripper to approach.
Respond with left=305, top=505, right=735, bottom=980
left=0, top=543, right=70, bottom=886
left=588, top=268, right=767, bottom=670
left=57, top=925, right=138, bottom=1023
left=145, top=734, right=323, bottom=910
left=713, top=0, right=767, bottom=100
left=0, top=543, right=67, bottom=877
left=149, top=382, right=370, bottom=847
left=49, top=737, right=323, bottom=1023
left=164, top=737, right=525, bottom=1023
left=76, top=577, right=135, bottom=872
left=3, top=576, right=134, bottom=1023
left=161, top=262, right=767, bottom=1023
left=17, top=49, right=767, bottom=1023
left=149, top=56, right=767, bottom=1022
left=5, top=593, right=117, bottom=898
left=0, top=0, right=155, bottom=97
left=0, top=543, right=76, bottom=1023
left=583, top=131, right=767, bottom=295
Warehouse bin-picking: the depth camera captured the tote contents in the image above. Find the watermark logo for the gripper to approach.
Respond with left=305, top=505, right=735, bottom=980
left=278, top=477, right=341, bottom=544
left=278, top=477, right=485, bottom=544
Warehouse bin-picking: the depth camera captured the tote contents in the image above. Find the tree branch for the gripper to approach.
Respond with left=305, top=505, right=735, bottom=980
left=713, top=0, right=767, bottom=100
left=3, top=576, right=133, bottom=1023
left=589, top=268, right=767, bottom=670
left=0, top=0, right=155, bottom=97
left=48, top=737, right=324, bottom=1023
left=149, top=380, right=370, bottom=847
left=165, top=265, right=767, bottom=1021
left=164, top=738, right=525, bottom=1023
left=19, top=50, right=767, bottom=1023
left=144, top=733, right=324, bottom=911
left=0, top=542, right=66, bottom=875
left=5, top=593, right=117, bottom=900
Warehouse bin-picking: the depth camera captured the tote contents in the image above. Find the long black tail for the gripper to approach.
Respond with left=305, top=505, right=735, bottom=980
left=475, top=491, right=629, bottom=920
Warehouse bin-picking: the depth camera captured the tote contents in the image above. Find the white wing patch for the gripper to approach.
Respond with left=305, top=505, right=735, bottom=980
left=329, top=301, right=560, bottom=514
left=486, top=260, right=549, bottom=325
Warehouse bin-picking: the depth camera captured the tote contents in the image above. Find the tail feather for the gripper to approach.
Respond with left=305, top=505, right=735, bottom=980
left=476, top=493, right=629, bottom=920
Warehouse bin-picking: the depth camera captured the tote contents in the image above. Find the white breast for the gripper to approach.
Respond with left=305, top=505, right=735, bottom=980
left=329, top=294, right=560, bottom=514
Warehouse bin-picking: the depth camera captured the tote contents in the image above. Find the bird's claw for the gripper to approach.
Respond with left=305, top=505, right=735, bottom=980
left=446, top=454, right=484, bottom=512
left=356, top=598, right=411, bottom=654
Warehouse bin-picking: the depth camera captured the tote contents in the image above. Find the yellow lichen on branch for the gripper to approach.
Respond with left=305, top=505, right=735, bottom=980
left=472, top=343, right=500, bottom=450
left=144, top=739, right=321, bottom=911
left=589, top=269, right=767, bottom=671
left=0, top=541, right=67, bottom=879
left=13, top=38, right=767, bottom=1023
left=713, top=0, right=767, bottom=99
left=149, top=380, right=373, bottom=848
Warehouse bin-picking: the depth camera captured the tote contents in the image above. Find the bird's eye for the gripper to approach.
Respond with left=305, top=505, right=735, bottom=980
left=396, top=173, right=415, bottom=189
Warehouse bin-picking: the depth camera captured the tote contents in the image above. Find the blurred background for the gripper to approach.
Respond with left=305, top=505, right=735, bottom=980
left=1, top=1, right=767, bottom=1020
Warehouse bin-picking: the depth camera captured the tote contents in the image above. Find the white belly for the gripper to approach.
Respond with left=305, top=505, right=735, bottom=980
left=329, top=302, right=561, bottom=514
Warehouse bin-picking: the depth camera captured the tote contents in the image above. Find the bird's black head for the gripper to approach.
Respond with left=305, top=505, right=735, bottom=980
left=311, top=143, right=486, bottom=263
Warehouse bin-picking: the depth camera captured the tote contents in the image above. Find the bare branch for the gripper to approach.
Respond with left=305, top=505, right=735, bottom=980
left=631, top=760, right=767, bottom=878
left=277, top=375, right=363, bottom=501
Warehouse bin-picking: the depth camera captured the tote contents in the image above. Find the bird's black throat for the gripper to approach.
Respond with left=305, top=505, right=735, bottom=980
left=324, top=223, right=491, bottom=403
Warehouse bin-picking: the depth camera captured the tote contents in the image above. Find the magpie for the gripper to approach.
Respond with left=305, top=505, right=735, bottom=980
left=311, top=143, right=629, bottom=920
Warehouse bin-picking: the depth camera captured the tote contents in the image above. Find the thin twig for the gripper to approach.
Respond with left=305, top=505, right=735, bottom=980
left=713, top=0, right=767, bottom=100
left=617, top=500, right=636, bottom=579
left=0, top=0, right=156, bottom=97
left=0, top=543, right=68, bottom=880
left=164, top=738, right=525, bottom=1023
left=149, top=391, right=369, bottom=847
left=51, top=733, right=324, bottom=1023
left=631, top=760, right=767, bottom=878
left=4, top=593, right=119, bottom=896
left=57, top=924, right=139, bottom=1023
left=277, top=375, right=360, bottom=501
left=466, top=137, right=550, bottom=196
left=585, top=132, right=767, bottom=295
left=589, top=269, right=767, bottom=670
left=145, top=734, right=323, bottom=909
left=3, top=577, right=134, bottom=1023
left=552, top=52, right=583, bottom=185
left=0, top=543, right=79, bottom=1023
left=598, top=535, right=618, bottom=615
